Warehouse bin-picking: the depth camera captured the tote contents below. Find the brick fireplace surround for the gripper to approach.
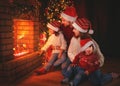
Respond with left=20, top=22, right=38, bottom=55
left=0, top=0, right=42, bottom=84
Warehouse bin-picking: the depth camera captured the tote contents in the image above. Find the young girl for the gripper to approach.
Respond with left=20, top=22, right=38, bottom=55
left=61, top=38, right=100, bottom=86
left=60, top=6, right=78, bottom=75
left=35, top=21, right=67, bottom=75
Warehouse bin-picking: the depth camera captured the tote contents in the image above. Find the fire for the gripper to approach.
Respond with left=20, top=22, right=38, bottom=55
left=13, top=19, right=34, bottom=57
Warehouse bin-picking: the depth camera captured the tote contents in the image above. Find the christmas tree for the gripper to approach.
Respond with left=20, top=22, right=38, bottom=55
left=39, top=0, right=74, bottom=34
left=45, top=0, right=73, bottom=22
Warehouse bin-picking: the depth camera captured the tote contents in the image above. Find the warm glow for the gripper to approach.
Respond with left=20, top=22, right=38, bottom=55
left=13, top=19, right=34, bottom=57
left=39, top=32, right=47, bottom=48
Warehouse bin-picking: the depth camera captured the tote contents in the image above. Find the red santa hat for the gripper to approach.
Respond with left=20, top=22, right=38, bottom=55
left=61, top=6, right=78, bottom=22
left=72, top=18, right=94, bottom=34
left=80, top=38, right=95, bottom=52
left=47, top=21, right=60, bottom=32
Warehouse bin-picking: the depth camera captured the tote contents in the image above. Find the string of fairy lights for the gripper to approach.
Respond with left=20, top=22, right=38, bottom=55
left=10, top=0, right=73, bottom=30
left=45, top=0, right=73, bottom=22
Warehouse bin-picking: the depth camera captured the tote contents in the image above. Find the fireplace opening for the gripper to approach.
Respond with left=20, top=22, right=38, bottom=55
left=13, top=19, right=34, bottom=57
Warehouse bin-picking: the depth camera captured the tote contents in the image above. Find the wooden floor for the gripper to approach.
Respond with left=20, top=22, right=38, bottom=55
left=1, top=57, right=120, bottom=86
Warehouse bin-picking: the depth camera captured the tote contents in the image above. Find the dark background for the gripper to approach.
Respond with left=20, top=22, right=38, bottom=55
left=73, top=0, right=120, bottom=57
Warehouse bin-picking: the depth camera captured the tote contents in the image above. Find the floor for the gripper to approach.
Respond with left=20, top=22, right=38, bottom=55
left=1, top=57, right=120, bottom=86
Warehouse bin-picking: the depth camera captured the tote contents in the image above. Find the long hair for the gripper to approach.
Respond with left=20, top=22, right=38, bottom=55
left=80, top=32, right=92, bottom=39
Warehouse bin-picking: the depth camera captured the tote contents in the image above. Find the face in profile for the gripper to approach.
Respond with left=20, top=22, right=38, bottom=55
left=72, top=28, right=80, bottom=38
left=61, top=17, right=70, bottom=27
left=48, top=28, right=54, bottom=35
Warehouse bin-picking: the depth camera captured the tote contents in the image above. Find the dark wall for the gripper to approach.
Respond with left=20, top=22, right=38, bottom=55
left=106, top=0, right=120, bottom=57
left=74, top=0, right=120, bottom=57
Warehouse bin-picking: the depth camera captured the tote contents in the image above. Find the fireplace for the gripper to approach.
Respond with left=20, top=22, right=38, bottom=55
left=0, top=18, right=43, bottom=83
left=13, top=19, right=34, bottom=57
left=0, top=1, right=43, bottom=84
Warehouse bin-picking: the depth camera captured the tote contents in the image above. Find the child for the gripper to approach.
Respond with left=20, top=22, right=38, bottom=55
left=61, top=38, right=100, bottom=86
left=35, top=21, right=67, bottom=75
left=65, top=17, right=120, bottom=86
left=60, top=6, right=78, bottom=46
left=60, top=6, right=78, bottom=76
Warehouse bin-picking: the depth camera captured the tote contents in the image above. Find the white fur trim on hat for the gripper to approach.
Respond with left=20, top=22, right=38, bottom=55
left=47, top=23, right=59, bottom=32
left=61, top=12, right=77, bottom=22
left=80, top=41, right=95, bottom=52
left=72, top=22, right=87, bottom=33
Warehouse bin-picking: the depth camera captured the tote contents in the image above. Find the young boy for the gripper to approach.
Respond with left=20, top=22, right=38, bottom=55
left=35, top=21, right=67, bottom=75
left=61, top=38, right=100, bottom=86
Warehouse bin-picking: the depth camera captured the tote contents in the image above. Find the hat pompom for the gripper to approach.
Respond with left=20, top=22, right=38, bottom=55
left=89, top=29, right=94, bottom=34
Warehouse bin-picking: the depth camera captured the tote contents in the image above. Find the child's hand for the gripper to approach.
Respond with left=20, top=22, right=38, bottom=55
left=58, top=50, right=64, bottom=59
left=85, top=70, right=89, bottom=75
left=71, top=64, right=77, bottom=67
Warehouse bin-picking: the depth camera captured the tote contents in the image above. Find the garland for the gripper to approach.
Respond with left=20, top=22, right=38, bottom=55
left=10, top=0, right=41, bottom=19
